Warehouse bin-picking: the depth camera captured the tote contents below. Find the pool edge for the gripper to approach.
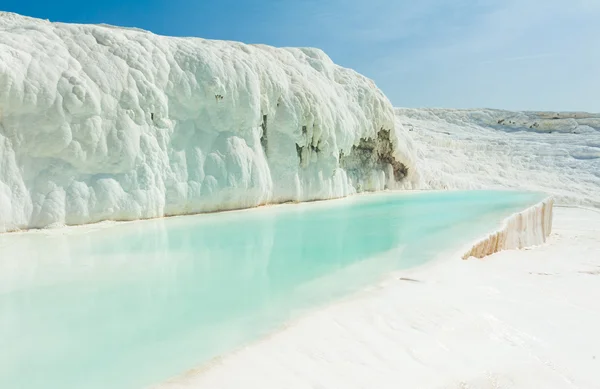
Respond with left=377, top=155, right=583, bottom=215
left=461, top=197, right=554, bottom=259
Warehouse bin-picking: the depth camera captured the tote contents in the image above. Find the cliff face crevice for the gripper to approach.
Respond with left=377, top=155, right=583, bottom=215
left=339, top=129, right=409, bottom=191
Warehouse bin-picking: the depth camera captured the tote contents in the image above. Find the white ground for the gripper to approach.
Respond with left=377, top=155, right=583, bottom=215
left=158, top=206, right=600, bottom=389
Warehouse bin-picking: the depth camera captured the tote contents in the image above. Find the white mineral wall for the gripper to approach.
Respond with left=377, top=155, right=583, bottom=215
left=0, top=12, right=417, bottom=232
left=462, top=198, right=554, bottom=259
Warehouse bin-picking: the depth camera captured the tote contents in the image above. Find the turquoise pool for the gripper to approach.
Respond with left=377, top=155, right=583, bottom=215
left=0, top=190, right=545, bottom=389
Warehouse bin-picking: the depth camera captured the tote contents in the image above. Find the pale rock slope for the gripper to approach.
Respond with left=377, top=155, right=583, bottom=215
left=397, top=108, right=600, bottom=208
left=0, top=12, right=416, bottom=232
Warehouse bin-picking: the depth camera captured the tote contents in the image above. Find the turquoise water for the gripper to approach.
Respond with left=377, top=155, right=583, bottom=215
left=0, top=190, right=545, bottom=389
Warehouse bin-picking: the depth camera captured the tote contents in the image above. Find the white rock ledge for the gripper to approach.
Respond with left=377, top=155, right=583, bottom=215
left=462, top=197, right=554, bottom=259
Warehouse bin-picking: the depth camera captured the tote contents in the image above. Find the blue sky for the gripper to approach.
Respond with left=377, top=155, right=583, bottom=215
left=4, top=0, right=600, bottom=111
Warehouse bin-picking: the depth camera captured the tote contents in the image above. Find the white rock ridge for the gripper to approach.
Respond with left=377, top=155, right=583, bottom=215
left=0, top=12, right=416, bottom=232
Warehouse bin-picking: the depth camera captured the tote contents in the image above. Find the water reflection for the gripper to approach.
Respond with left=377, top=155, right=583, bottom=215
left=0, top=190, right=544, bottom=389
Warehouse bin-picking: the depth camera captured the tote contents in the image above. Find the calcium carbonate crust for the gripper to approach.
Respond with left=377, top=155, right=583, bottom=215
left=462, top=197, right=554, bottom=259
left=0, top=12, right=417, bottom=232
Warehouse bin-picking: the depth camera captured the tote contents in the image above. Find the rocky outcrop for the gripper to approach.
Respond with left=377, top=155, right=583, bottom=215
left=0, top=12, right=417, bottom=232
left=339, top=128, right=409, bottom=191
